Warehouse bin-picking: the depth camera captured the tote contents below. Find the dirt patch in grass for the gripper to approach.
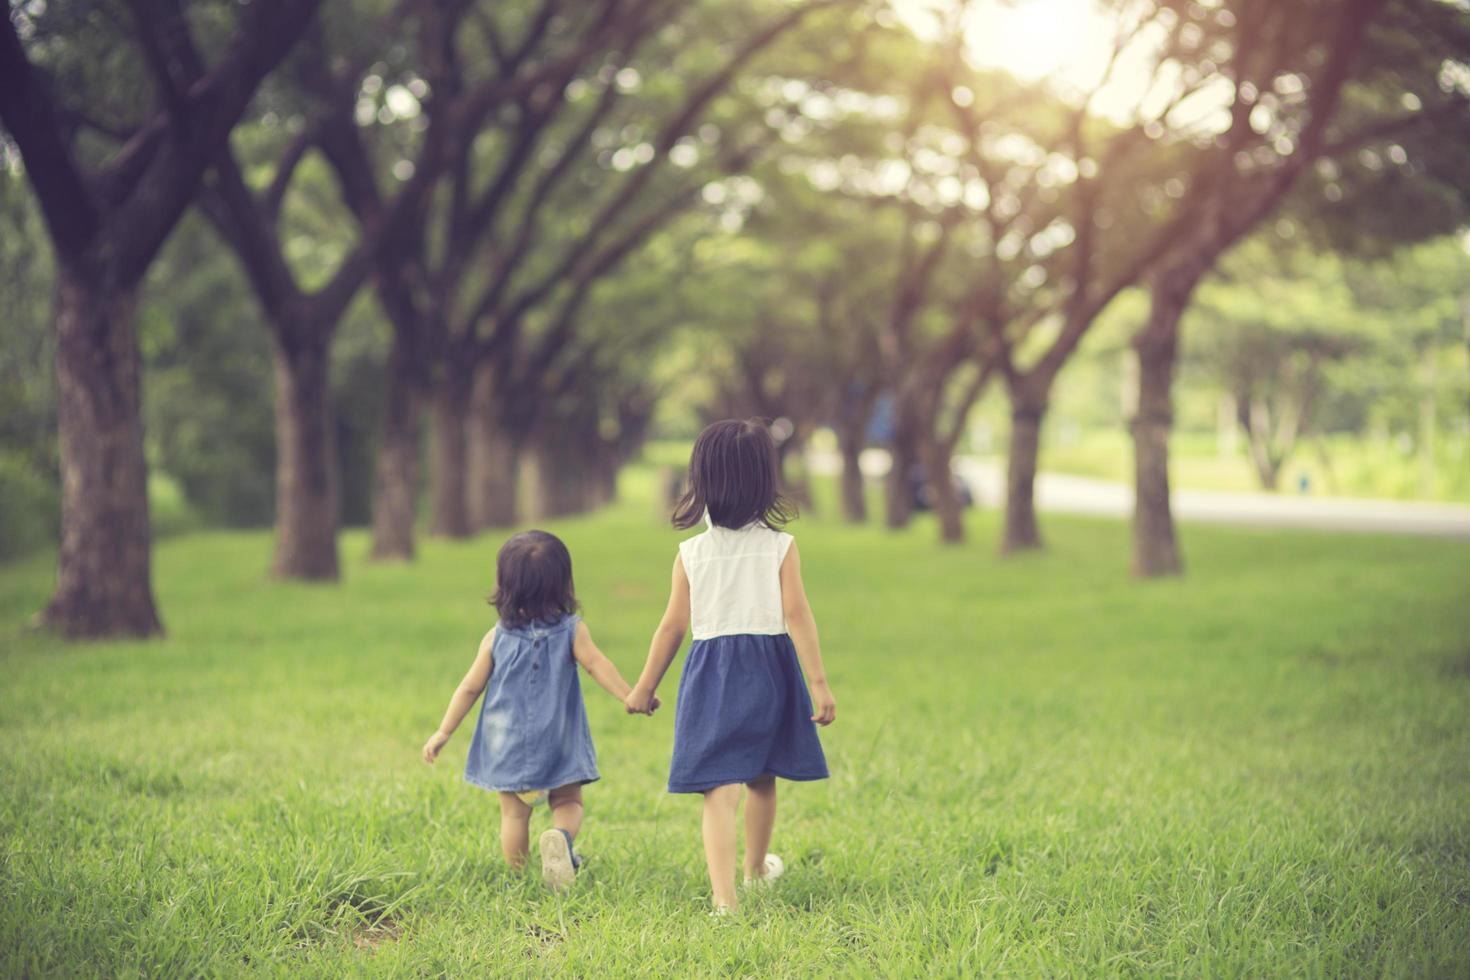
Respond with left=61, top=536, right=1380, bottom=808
left=352, top=917, right=402, bottom=951
left=525, top=922, right=566, bottom=957
left=1441, top=648, right=1470, bottom=681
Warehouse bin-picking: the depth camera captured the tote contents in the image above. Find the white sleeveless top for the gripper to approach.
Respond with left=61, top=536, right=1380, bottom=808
left=678, top=517, right=794, bottom=641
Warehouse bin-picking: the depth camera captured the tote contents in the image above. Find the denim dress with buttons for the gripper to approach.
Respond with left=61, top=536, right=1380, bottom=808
left=463, top=614, right=599, bottom=794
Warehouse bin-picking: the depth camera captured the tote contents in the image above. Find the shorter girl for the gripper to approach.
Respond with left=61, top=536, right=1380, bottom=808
left=626, top=419, right=836, bottom=913
left=422, top=530, right=651, bottom=891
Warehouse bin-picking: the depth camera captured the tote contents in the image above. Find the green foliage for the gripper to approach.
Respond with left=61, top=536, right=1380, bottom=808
left=0, top=173, right=58, bottom=559
left=0, top=449, right=56, bottom=561
left=141, top=215, right=279, bottom=528
left=2, top=474, right=1468, bottom=974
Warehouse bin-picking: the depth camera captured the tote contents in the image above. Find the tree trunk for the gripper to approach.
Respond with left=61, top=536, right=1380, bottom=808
left=883, top=439, right=915, bottom=529
left=1217, top=393, right=1239, bottom=457
left=920, top=436, right=964, bottom=543
left=271, top=335, right=340, bottom=579
left=467, top=363, right=520, bottom=529
left=520, top=432, right=587, bottom=522
left=1130, top=276, right=1190, bottom=578
left=592, top=450, right=619, bottom=506
left=430, top=360, right=473, bottom=539
left=1241, top=398, right=1282, bottom=491
left=42, top=271, right=163, bottom=637
left=837, top=422, right=867, bottom=523
left=369, top=340, right=424, bottom=561
left=779, top=429, right=813, bottom=511
left=1001, top=398, right=1045, bottom=553
left=523, top=427, right=596, bottom=520
left=883, top=400, right=919, bottom=530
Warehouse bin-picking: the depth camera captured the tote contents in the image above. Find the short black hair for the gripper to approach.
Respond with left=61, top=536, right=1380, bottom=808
left=488, top=530, right=579, bottom=628
left=671, top=419, right=795, bottom=531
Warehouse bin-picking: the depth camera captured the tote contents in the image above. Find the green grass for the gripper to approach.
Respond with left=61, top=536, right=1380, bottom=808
left=3, top=471, right=1469, bottom=976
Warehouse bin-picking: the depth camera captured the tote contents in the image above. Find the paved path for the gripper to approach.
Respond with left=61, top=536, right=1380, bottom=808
left=809, top=450, right=1470, bottom=538
left=954, top=459, right=1470, bottom=538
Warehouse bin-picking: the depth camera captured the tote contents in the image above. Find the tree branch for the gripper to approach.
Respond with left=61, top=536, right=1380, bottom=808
left=0, top=15, right=101, bottom=263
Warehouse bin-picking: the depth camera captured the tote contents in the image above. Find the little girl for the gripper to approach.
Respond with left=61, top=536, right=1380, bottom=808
left=422, top=530, right=651, bottom=891
left=626, top=419, right=836, bottom=913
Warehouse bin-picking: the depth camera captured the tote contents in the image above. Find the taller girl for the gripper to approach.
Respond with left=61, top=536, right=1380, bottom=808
left=625, top=419, right=836, bottom=913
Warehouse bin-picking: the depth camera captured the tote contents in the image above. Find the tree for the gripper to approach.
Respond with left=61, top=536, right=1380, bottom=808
left=1127, top=0, right=1469, bottom=576
left=1188, top=242, right=1367, bottom=489
left=198, top=4, right=472, bottom=577
left=417, top=0, right=841, bottom=541
left=0, top=0, right=320, bottom=635
left=747, top=22, right=1023, bottom=542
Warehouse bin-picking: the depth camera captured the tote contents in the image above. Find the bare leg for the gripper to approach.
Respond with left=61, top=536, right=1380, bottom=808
left=702, top=783, right=743, bottom=910
left=498, top=792, right=533, bottom=868
left=743, top=773, right=777, bottom=880
left=548, top=783, right=584, bottom=840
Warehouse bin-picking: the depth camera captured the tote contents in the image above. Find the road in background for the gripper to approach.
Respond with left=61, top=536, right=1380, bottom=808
left=808, top=450, right=1470, bottom=539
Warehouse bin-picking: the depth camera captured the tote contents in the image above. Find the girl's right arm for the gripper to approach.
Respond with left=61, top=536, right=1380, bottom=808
left=626, top=554, right=690, bottom=714
left=422, top=628, right=495, bottom=763
left=780, top=541, right=836, bottom=726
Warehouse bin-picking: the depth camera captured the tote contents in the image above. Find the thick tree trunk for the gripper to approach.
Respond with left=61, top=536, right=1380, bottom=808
left=369, top=340, right=424, bottom=561
left=42, top=271, right=163, bottom=637
left=520, top=429, right=593, bottom=522
left=591, top=450, right=619, bottom=506
left=1130, top=275, right=1191, bottom=578
left=920, top=437, right=964, bottom=544
left=430, top=361, right=473, bottom=539
left=837, top=423, right=867, bottom=523
left=271, top=336, right=340, bottom=579
left=467, top=364, right=520, bottom=529
left=1001, top=399, right=1045, bottom=553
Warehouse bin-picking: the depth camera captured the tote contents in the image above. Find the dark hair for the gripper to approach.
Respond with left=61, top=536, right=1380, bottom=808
left=671, top=419, right=795, bottom=531
left=488, top=530, right=579, bottom=628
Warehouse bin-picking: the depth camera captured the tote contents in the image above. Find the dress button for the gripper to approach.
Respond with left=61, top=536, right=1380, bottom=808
left=533, top=662, right=540, bottom=670
left=534, top=639, right=542, bottom=648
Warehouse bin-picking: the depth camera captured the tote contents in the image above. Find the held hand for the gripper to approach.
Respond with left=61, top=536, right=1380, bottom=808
left=625, top=686, right=657, bottom=715
left=422, top=730, right=450, bottom=764
left=810, top=681, right=836, bottom=726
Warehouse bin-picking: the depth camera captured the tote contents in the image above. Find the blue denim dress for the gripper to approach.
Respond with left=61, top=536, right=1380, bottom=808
left=464, top=614, right=599, bottom=794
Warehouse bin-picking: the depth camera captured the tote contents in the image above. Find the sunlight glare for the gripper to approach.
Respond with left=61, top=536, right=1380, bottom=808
left=892, top=0, right=1177, bottom=123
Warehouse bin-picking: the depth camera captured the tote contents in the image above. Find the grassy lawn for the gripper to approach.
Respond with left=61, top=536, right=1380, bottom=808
left=3, top=471, right=1469, bottom=976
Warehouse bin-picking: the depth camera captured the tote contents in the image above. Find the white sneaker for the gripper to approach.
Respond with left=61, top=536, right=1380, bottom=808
left=743, top=853, right=784, bottom=888
left=539, top=828, right=577, bottom=893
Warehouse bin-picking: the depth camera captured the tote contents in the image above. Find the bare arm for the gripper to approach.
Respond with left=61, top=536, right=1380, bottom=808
left=780, top=540, right=835, bottom=725
left=572, top=620, right=653, bottom=708
left=626, top=554, right=690, bottom=714
left=422, top=628, right=495, bottom=763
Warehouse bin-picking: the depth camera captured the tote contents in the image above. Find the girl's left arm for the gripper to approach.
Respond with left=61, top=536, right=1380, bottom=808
left=422, top=628, right=495, bottom=763
left=572, top=622, right=659, bottom=710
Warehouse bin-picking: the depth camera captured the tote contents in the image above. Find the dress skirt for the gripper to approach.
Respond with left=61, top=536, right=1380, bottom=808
left=667, top=632, right=829, bottom=793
